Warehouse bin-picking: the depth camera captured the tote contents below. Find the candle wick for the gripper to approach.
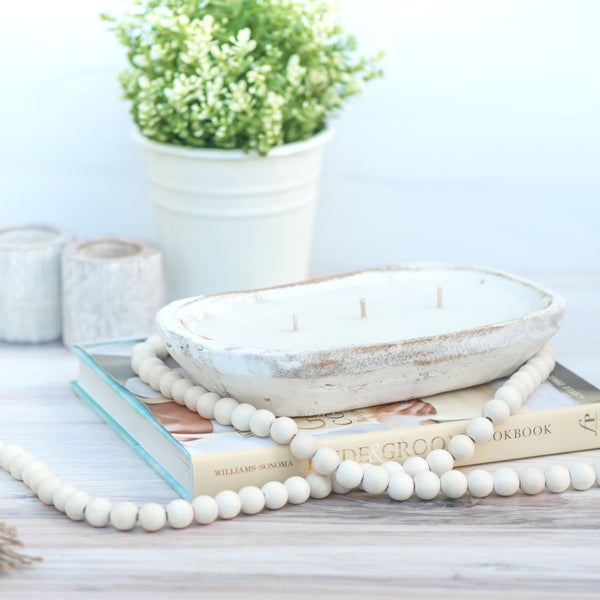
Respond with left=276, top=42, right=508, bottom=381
left=360, top=297, right=367, bottom=319
left=437, top=285, right=443, bottom=309
left=292, top=313, right=299, bottom=332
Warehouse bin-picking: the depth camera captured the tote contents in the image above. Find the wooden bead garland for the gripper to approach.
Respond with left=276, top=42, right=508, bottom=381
left=3, top=340, right=600, bottom=533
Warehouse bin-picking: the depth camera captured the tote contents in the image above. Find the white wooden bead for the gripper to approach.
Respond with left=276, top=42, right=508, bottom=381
left=426, top=449, right=455, bottom=476
left=447, top=435, right=475, bottom=462
left=414, top=471, right=441, bottom=500
left=138, top=357, right=164, bottom=383
left=215, top=490, right=242, bottom=519
left=146, top=335, right=169, bottom=359
left=358, top=462, right=371, bottom=491
left=523, top=361, right=548, bottom=384
left=213, top=397, right=240, bottom=426
left=332, top=479, right=352, bottom=495
left=569, top=463, right=596, bottom=491
left=131, top=346, right=154, bottom=374
left=334, top=460, right=364, bottom=489
left=387, top=472, right=414, bottom=501
left=402, top=456, right=429, bottom=478
left=65, top=491, right=92, bottom=521
left=171, top=378, right=193, bottom=405
left=238, top=486, right=266, bottom=514
left=482, top=398, right=511, bottom=426
left=110, top=501, right=138, bottom=531
left=85, top=498, right=113, bottom=527
left=53, top=484, right=78, bottom=512
left=148, top=365, right=171, bottom=390
left=21, top=461, right=48, bottom=487
left=519, top=467, right=545, bottom=495
left=230, top=403, right=257, bottom=431
left=529, top=355, right=554, bottom=375
left=311, top=447, right=341, bottom=476
left=261, top=481, right=288, bottom=510
left=505, top=376, right=528, bottom=398
left=509, top=371, right=536, bottom=396
left=493, top=468, right=520, bottom=496
left=545, top=465, right=571, bottom=493
left=362, top=466, right=390, bottom=494
left=381, top=461, right=404, bottom=476
left=494, top=384, right=524, bottom=413
left=9, top=452, right=34, bottom=480
left=541, top=343, right=555, bottom=362
left=520, top=364, right=543, bottom=388
left=37, top=476, right=63, bottom=505
left=29, top=468, right=54, bottom=494
left=138, top=503, right=167, bottom=531
left=183, top=385, right=206, bottom=411
left=159, top=371, right=183, bottom=399
left=306, top=472, right=333, bottom=498
left=166, top=499, right=194, bottom=528
left=284, top=476, right=311, bottom=504
left=192, top=495, right=219, bottom=525
left=467, top=469, right=494, bottom=498
left=270, top=417, right=298, bottom=445
left=440, top=470, right=468, bottom=499
left=0, top=444, right=24, bottom=469
left=595, top=462, right=600, bottom=486
left=249, top=410, right=276, bottom=438
left=196, top=388, right=221, bottom=419
left=466, top=417, right=494, bottom=444
left=289, top=432, right=318, bottom=460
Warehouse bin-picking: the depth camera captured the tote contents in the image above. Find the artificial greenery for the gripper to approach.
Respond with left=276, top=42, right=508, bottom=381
left=103, top=0, right=384, bottom=154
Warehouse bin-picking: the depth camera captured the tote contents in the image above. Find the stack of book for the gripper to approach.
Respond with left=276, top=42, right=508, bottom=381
left=71, top=339, right=600, bottom=501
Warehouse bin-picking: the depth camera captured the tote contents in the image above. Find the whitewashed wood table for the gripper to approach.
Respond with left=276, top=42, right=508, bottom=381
left=1, top=274, right=599, bottom=599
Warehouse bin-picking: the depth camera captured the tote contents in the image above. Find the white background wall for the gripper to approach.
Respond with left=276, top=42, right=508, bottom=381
left=1, top=0, right=599, bottom=277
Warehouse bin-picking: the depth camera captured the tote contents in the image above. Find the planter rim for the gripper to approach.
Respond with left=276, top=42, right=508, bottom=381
left=132, top=126, right=333, bottom=160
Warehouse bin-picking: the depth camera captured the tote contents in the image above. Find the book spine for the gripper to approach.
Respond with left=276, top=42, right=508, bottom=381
left=192, top=402, right=600, bottom=496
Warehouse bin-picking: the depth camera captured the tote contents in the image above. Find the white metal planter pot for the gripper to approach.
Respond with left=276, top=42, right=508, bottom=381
left=135, top=129, right=333, bottom=300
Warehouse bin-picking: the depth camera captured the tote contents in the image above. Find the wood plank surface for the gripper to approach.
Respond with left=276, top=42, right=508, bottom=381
left=1, top=274, right=599, bottom=599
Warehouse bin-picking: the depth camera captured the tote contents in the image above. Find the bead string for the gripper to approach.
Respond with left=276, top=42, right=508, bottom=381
left=2, top=339, right=599, bottom=532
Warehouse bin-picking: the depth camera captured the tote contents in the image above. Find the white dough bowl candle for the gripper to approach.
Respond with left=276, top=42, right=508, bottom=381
left=157, top=264, right=565, bottom=416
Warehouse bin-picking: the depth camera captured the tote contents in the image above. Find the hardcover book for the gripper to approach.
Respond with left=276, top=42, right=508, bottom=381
left=71, top=339, right=600, bottom=501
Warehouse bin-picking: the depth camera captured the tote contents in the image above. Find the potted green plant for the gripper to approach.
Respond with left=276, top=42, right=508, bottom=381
left=104, top=0, right=384, bottom=299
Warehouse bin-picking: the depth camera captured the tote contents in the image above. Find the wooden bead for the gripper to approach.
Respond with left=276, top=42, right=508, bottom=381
left=466, top=417, right=494, bottom=444
left=215, top=490, right=242, bottom=519
left=402, top=456, right=429, bottom=478
left=596, top=462, right=600, bottom=486
left=426, top=449, right=454, bottom=476
left=387, top=472, right=414, bottom=501
left=138, top=357, right=164, bottom=383
left=519, top=467, right=545, bottom=495
left=85, top=498, right=113, bottom=527
left=146, top=335, right=169, bottom=359
left=29, top=468, right=54, bottom=494
left=467, top=469, right=494, bottom=498
left=493, top=468, right=520, bottom=496
left=159, top=371, right=183, bottom=399
left=381, top=461, right=404, bottom=476
left=482, top=398, right=511, bottom=426
left=414, top=471, right=440, bottom=500
left=270, top=417, right=298, bottom=445
left=249, top=410, right=276, bottom=438
left=37, top=476, right=63, bottom=505
left=541, top=343, right=555, bottom=362
left=447, top=435, right=475, bottom=462
left=213, top=397, right=240, bottom=426
left=196, top=391, right=221, bottom=418
left=494, top=384, right=524, bottom=413
left=65, top=491, right=92, bottom=521
left=230, top=403, right=257, bottom=432
left=311, top=447, right=340, bottom=476
left=148, top=365, right=171, bottom=391
left=545, top=465, right=571, bottom=493
left=509, top=371, right=536, bottom=396
left=238, top=486, right=266, bottom=515
left=138, top=503, right=167, bottom=532
left=440, top=470, right=467, bottom=499
left=361, top=466, right=390, bottom=494
left=519, top=364, right=543, bottom=388
left=289, top=432, right=318, bottom=460
left=131, top=346, right=155, bottom=374
left=171, top=377, right=193, bottom=405
left=0, top=444, right=24, bottom=469
left=21, top=461, right=48, bottom=487
left=261, top=481, right=288, bottom=510
left=331, top=479, right=352, bottom=495
left=306, top=472, right=333, bottom=498
left=8, top=452, right=34, bottom=480
left=53, top=484, right=78, bottom=512
left=182, top=385, right=207, bottom=412
left=569, top=463, right=596, bottom=491
left=505, top=376, right=528, bottom=398
left=334, top=460, right=363, bottom=489
left=166, top=499, right=194, bottom=528
left=192, top=495, right=219, bottom=525
left=284, top=476, right=311, bottom=504
left=110, top=501, right=138, bottom=531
